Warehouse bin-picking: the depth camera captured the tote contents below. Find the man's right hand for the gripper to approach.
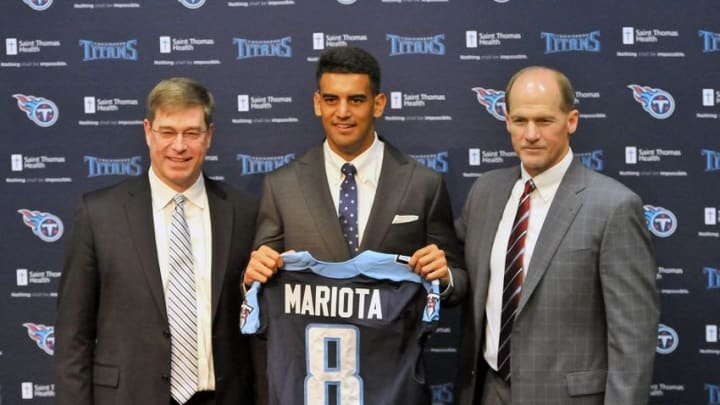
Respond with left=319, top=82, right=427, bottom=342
left=243, top=245, right=283, bottom=287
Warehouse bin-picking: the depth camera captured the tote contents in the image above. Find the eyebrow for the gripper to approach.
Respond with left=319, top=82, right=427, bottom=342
left=320, top=92, right=367, bottom=98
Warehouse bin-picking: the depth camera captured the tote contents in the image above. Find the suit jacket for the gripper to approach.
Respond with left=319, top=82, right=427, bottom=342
left=54, top=175, right=258, bottom=405
left=254, top=139, right=466, bottom=305
left=455, top=159, right=659, bottom=405
left=251, top=139, right=467, bottom=404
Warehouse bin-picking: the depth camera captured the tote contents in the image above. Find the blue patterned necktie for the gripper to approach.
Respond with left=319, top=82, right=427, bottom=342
left=167, top=194, right=198, bottom=403
left=339, top=163, right=359, bottom=256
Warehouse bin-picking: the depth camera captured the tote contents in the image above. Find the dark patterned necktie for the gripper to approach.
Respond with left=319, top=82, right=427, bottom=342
left=497, top=179, right=535, bottom=382
left=167, top=194, right=198, bottom=403
left=338, top=163, right=359, bottom=256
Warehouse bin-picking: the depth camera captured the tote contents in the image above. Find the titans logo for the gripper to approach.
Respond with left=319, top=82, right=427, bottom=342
left=240, top=302, right=254, bottom=329
left=23, top=323, right=55, bottom=355
left=13, top=94, right=59, bottom=127
left=23, top=0, right=53, bottom=11
left=699, top=30, right=720, bottom=53
left=627, top=84, right=675, bottom=119
left=410, top=152, right=448, bottom=173
left=577, top=150, right=604, bottom=171
left=179, top=0, right=206, bottom=8
left=472, top=87, right=506, bottom=121
left=702, top=149, right=720, bottom=172
left=18, top=209, right=64, bottom=242
left=424, top=292, right=440, bottom=322
left=643, top=205, right=677, bottom=238
left=656, top=323, right=679, bottom=355
left=236, top=153, right=295, bottom=175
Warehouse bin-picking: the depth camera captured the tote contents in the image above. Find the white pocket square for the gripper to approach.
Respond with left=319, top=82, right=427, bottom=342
left=392, top=214, right=419, bottom=224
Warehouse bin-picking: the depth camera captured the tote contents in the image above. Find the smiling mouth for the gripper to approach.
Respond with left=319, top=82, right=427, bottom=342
left=167, top=156, right=191, bottom=163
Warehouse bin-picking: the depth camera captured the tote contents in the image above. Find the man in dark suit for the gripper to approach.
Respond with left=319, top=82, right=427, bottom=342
left=455, top=66, right=660, bottom=404
left=54, top=78, right=257, bottom=405
left=243, top=46, right=466, bottom=402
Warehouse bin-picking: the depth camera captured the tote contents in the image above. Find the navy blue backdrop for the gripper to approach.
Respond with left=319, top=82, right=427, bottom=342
left=1, top=1, right=719, bottom=403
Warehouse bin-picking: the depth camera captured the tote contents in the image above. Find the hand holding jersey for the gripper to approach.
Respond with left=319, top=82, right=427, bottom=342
left=243, top=243, right=451, bottom=288
left=241, top=251, right=440, bottom=405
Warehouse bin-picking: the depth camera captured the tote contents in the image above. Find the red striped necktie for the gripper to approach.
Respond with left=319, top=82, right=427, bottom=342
left=497, top=179, right=535, bottom=382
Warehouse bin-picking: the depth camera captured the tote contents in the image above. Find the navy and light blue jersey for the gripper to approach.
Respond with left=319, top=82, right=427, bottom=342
left=241, top=250, right=440, bottom=405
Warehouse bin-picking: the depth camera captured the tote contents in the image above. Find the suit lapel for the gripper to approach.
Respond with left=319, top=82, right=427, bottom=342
left=517, top=160, right=586, bottom=314
left=296, top=145, right=349, bottom=261
left=124, top=177, right=166, bottom=320
left=362, top=142, right=411, bottom=250
left=206, top=179, right=231, bottom=320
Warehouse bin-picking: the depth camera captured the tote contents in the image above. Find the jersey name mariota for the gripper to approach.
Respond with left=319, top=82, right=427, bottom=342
left=284, top=282, right=383, bottom=319
left=242, top=250, right=440, bottom=405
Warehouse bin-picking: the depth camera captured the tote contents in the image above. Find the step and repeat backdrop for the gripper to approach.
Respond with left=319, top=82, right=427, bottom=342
left=1, top=0, right=720, bottom=404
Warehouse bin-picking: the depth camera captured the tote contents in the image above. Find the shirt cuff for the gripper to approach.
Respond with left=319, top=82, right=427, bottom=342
left=439, top=266, right=455, bottom=299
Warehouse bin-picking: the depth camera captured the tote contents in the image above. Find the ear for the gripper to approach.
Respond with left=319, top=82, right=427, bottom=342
left=567, top=109, right=579, bottom=135
left=313, top=91, right=322, bottom=117
left=143, top=119, right=152, bottom=147
left=373, top=92, right=387, bottom=118
left=206, top=122, right=215, bottom=148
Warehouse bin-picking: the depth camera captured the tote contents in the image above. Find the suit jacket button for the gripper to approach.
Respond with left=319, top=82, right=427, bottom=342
left=163, top=330, right=171, bottom=338
left=161, top=373, right=170, bottom=382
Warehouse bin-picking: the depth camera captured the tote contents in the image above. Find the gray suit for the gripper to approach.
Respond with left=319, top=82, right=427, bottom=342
left=254, top=139, right=466, bottom=303
left=251, top=139, right=466, bottom=404
left=456, top=159, right=659, bottom=405
left=54, top=175, right=258, bottom=405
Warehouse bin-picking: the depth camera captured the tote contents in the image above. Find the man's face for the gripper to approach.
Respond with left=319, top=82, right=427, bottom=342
left=144, top=104, right=213, bottom=192
left=505, top=69, right=578, bottom=177
left=314, top=73, right=386, bottom=161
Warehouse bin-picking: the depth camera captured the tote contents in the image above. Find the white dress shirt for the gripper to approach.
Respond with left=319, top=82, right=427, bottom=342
left=324, top=133, right=384, bottom=245
left=149, top=168, right=215, bottom=391
left=322, top=134, right=455, bottom=295
left=483, top=149, right=574, bottom=370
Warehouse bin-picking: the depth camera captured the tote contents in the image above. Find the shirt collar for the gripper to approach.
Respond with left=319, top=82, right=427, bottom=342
left=324, top=132, right=384, bottom=186
left=148, top=166, right=207, bottom=211
left=521, top=148, right=573, bottom=203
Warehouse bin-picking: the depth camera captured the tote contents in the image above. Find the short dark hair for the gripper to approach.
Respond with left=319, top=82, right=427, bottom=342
left=316, top=46, right=381, bottom=94
left=505, top=66, right=576, bottom=113
left=146, top=77, right=214, bottom=127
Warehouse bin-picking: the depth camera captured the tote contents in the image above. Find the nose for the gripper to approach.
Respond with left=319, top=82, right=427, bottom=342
left=525, top=122, right=540, bottom=141
left=172, top=133, right=187, bottom=151
left=336, top=100, right=350, bottom=118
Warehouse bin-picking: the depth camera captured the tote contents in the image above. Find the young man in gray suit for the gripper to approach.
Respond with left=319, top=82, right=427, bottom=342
left=244, top=46, right=466, bottom=303
left=55, top=78, right=258, bottom=405
left=455, top=66, right=660, bottom=405
left=243, top=46, right=466, bottom=403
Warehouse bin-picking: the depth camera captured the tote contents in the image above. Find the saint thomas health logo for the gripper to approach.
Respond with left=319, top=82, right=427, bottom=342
left=472, top=88, right=506, bottom=121
left=627, top=84, right=675, bottom=119
left=12, top=94, right=59, bottom=127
